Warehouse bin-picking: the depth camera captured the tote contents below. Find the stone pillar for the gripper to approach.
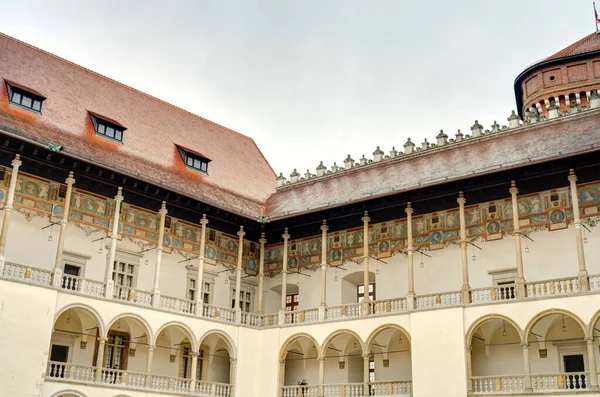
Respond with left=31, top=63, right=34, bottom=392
left=465, top=346, right=473, bottom=392
left=189, top=352, right=198, bottom=392
left=318, top=358, right=325, bottom=397
left=52, top=172, right=75, bottom=287
left=457, top=192, right=471, bottom=303
left=279, top=359, right=286, bottom=397
left=319, top=220, right=328, bottom=321
left=406, top=203, right=415, bottom=310
left=0, top=154, right=22, bottom=274
left=522, top=343, right=532, bottom=392
left=229, top=358, right=237, bottom=397
left=234, top=226, right=245, bottom=324
left=195, top=214, right=209, bottom=315
left=145, top=344, right=154, bottom=387
left=95, top=337, right=107, bottom=381
left=361, top=212, right=370, bottom=316
left=568, top=170, right=589, bottom=291
left=257, top=232, right=266, bottom=314
left=279, top=228, right=290, bottom=324
left=510, top=182, right=526, bottom=298
left=363, top=353, right=370, bottom=396
left=587, top=337, right=599, bottom=389
left=104, top=187, right=124, bottom=298
left=152, top=201, right=167, bottom=307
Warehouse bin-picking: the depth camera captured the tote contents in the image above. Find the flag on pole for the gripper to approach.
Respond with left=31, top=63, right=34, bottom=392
left=595, top=2, right=600, bottom=33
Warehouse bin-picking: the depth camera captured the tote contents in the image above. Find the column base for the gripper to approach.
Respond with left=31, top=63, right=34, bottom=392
left=152, top=290, right=161, bottom=308
left=578, top=271, right=590, bottom=292
left=461, top=285, right=471, bottom=304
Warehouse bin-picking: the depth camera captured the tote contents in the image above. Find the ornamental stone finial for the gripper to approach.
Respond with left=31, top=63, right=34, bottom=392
left=455, top=129, right=464, bottom=142
left=373, top=146, right=384, bottom=162
left=344, top=154, right=354, bottom=170
left=436, top=129, right=448, bottom=146
left=290, top=169, right=300, bottom=183
left=276, top=172, right=287, bottom=187
left=359, top=155, right=367, bottom=166
left=316, top=161, right=327, bottom=177
left=471, top=120, right=483, bottom=137
left=331, top=162, right=340, bottom=172
left=404, top=138, right=415, bottom=155
left=507, top=110, right=520, bottom=128
left=421, top=138, right=429, bottom=150
left=389, top=146, right=398, bottom=158
left=304, top=169, right=312, bottom=179
left=491, top=121, right=500, bottom=133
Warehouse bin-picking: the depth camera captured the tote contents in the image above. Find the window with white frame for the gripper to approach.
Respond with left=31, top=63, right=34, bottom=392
left=231, top=286, right=254, bottom=312
left=111, top=249, right=140, bottom=296
left=489, top=268, right=517, bottom=300
left=61, top=251, right=90, bottom=291
left=186, top=267, right=214, bottom=304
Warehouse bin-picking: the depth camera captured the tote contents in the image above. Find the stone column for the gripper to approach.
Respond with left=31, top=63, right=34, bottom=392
left=568, top=170, right=589, bottom=291
left=279, top=359, right=286, bottom=396
left=52, top=172, right=75, bottom=287
left=406, top=203, right=415, bottom=310
left=0, top=154, right=22, bottom=273
left=104, top=187, right=124, bottom=298
left=189, top=352, right=198, bottom=392
left=361, top=212, right=370, bottom=316
left=257, top=232, right=266, bottom=314
left=522, top=343, right=532, bottom=392
left=465, top=346, right=473, bottom=393
left=195, top=214, right=209, bottom=315
left=234, top=226, right=245, bottom=323
left=152, top=201, right=167, bottom=307
left=587, top=337, right=599, bottom=389
left=458, top=192, right=471, bottom=303
left=95, top=337, right=107, bottom=381
left=145, top=344, right=154, bottom=387
left=229, top=358, right=237, bottom=396
left=363, top=353, right=370, bottom=396
left=318, top=358, right=325, bottom=397
left=279, top=228, right=290, bottom=324
left=510, top=182, right=526, bottom=298
left=319, top=220, right=328, bottom=321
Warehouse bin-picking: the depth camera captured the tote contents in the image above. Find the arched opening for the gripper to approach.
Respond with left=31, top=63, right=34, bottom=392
left=366, top=325, right=412, bottom=396
left=198, top=331, right=236, bottom=395
left=152, top=323, right=196, bottom=392
left=342, top=271, right=376, bottom=305
left=468, top=315, right=524, bottom=393
left=47, top=306, right=103, bottom=380
left=280, top=334, right=319, bottom=396
left=322, top=330, right=365, bottom=396
left=99, top=315, right=152, bottom=386
left=270, top=283, right=299, bottom=312
left=526, top=311, right=588, bottom=391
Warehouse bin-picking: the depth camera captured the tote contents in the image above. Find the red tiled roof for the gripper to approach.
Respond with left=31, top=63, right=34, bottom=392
left=0, top=32, right=276, bottom=218
left=266, top=112, right=600, bottom=220
left=541, top=32, right=600, bottom=63
left=4, top=79, right=46, bottom=98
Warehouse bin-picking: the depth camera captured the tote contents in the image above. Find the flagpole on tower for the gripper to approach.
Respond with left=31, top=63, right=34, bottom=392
left=595, top=2, right=600, bottom=33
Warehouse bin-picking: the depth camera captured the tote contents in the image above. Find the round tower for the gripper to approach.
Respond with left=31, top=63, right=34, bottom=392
left=514, top=32, right=600, bottom=118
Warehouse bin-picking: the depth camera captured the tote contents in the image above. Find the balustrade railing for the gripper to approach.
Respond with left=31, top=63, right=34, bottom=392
left=99, top=368, right=146, bottom=388
left=589, top=274, right=600, bottom=291
left=240, top=312, right=279, bottom=328
left=160, top=294, right=196, bottom=314
left=531, top=372, right=588, bottom=391
left=471, top=375, right=525, bottom=393
left=61, top=274, right=105, bottom=297
left=46, top=361, right=96, bottom=382
left=150, top=374, right=192, bottom=392
left=196, top=380, right=233, bottom=396
left=526, top=277, right=579, bottom=298
left=283, top=308, right=319, bottom=325
left=471, top=285, right=517, bottom=304
left=323, top=383, right=364, bottom=397
left=369, top=298, right=408, bottom=315
left=112, top=285, right=153, bottom=306
left=281, top=384, right=319, bottom=397
left=203, top=304, right=236, bottom=323
left=325, top=303, right=361, bottom=320
left=2, top=261, right=52, bottom=286
left=368, top=380, right=412, bottom=396
left=415, top=291, right=462, bottom=309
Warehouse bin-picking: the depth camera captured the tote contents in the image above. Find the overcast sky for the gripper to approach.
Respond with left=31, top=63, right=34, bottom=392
left=0, top=1, right=593, bottom=177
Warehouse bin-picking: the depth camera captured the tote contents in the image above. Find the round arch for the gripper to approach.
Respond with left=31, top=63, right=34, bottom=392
left=49, top=390, right=88, bottom=397
left=54, top=303, right=105, bottom=337
left=280, top=333, right=320, bottom=360
left=365, top=324, right=411, bottom=352
left=321, top=329, right=365, bottom=359
left=587, top=307, right=600, bottom=337
left=466, top=314, right=524, bottom=346
left=106, top=312, right=153, bottom=342
left=198, top=329, right=236, bottom=358
left=524, top=309, right=587, bottom=343
left=155, top=321, right=197, bottom=351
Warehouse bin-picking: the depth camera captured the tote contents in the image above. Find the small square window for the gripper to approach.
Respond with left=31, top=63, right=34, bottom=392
left=89, top=112, right=125, bottom=143
left=12, top=92, right=21, bottom=103
left=21, top=96, right=32, bottom=108
left=177, top=145, right=211, bottom=174
left=6, top=81, right=45, bottom=113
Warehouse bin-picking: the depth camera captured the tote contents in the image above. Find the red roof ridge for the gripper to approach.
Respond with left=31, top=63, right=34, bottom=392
left=0, top=30, right=275, bottom=176
left=541, top=32, right=600, bottom=63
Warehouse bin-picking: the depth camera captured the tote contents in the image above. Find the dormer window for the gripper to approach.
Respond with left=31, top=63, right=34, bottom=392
left=177, top=145, right=210, bottom=174
left=5, top=80, right=45, bottom=113
left=89, top=112, right=126, bottom=143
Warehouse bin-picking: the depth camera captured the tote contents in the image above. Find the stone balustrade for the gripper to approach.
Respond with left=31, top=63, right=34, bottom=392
left=369, top=297, right=408, bottom=315
left=471, top=285, right=517, bottom=304
left=369, top=380, right=412, bottom=396
left=471, top=375, right=525, bottom=393
left=325, top=302, right=362, bottom=320
left=526, top=277, right=579, bottom=298
left=323, top=383, right=364, bottom=397
left=531, top=373, right=589, bottom=391
left=415, top=291, right=462, bottom=309
left=196, top=380, right=232, bottom=396
left=281, top=384, right=318, bottom=397
left=160, top=294, right=196, bottom=314
left=282, top=308, right=319, bottom=325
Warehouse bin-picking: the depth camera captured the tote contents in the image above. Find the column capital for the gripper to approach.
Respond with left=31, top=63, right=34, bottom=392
left=361, top=211, right=370, bottom=224
left=586, top=336, right=595, bottom=343
left=568, top=169, right=578, bottom=183
left=466, top=345, right=472, bottom=352
left=521, top=342, right=530, bottom=348
left=200, top=213, right=209, bottom=226
left=457, top=191, right=466, bottom=205
left=147, top=344, right=156, bottom=352
left=237, top=226, right=245, bottom=238
left=259, top=232, right=267, bottom=245
left=159, top=201, right=168, bottom=215
left=191, top=351, right=199, bottom=357
left=97, top=337, right=108, bottom=344
left=11, top=154, right=22, bottom=168
left=362, top=353, right=371, bottom=360
left=318, top=357, right=325, bottom=364
left=114, top=186, right=124, bottom=202
left=282, top=228, right=290, bottom=240
left=405, top=202, right=413, bottom=215
left=509, top=181, right=519, bottom=195
left=321, top=220, right=329, bottom=232
left=279, top=359, right=286, bottom=366
left=65, top=171, right=75, bottom=185
left=230, top=357, right=237, bottom=364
